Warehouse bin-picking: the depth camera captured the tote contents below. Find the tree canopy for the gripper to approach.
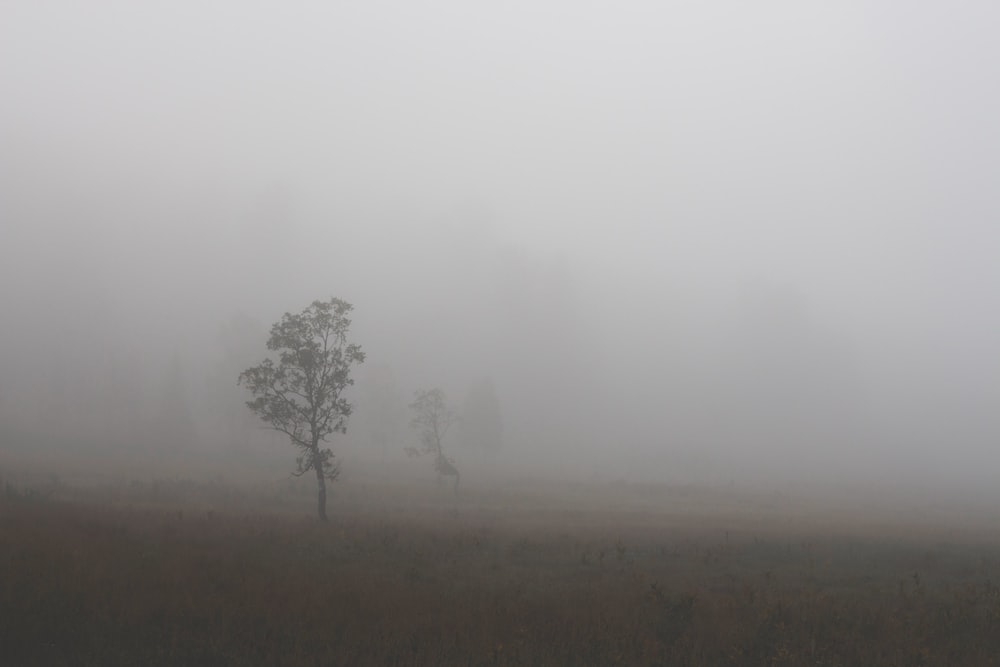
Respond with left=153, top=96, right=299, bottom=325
left=239, top=298, right=364, bottom=519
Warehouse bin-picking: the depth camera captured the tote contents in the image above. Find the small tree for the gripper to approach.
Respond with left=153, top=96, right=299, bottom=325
left=408, top=388, right=460, bottom=492
left=238, top=298, right=365, bottom=520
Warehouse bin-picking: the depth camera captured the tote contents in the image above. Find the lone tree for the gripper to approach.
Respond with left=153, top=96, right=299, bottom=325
left=408, top=388, right=460, bottom=493
left=238, top=298, right=365, bottom=520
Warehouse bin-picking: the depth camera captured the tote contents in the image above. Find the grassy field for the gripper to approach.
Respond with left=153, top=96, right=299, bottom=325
left=2, top=465, right=1000, bottom=666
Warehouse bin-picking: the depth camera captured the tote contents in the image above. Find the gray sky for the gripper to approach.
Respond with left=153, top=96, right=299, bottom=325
left=2, top=1, right=999, bottom=485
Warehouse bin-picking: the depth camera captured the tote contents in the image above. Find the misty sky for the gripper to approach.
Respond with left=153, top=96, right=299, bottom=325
left=2, top=2, right=999, bottom=484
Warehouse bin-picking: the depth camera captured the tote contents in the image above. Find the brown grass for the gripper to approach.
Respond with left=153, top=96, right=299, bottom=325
left=2, top=473, right=1000, bottom=666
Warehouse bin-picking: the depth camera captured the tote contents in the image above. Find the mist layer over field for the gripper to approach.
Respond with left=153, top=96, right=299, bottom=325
left=3, top=3, right=1000, bottom=494
left=5, top=5, right=1000, bottom=664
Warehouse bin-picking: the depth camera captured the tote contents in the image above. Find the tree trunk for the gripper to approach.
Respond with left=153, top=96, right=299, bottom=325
left=313, top=447, right=328, bottom=521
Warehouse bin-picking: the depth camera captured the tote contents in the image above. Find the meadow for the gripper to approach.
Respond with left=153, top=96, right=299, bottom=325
left=2, top=460, right=1000, bottom=666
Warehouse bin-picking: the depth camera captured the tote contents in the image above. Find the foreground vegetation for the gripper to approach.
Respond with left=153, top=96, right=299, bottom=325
left=2, top=474, right=1000, bottom=666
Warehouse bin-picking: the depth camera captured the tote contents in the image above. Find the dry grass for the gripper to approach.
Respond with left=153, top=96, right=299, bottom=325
left=2, top=471, right=1000, bottom=666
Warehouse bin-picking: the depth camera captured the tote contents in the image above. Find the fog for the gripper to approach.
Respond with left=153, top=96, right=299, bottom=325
left=2, top=1, right=999, bottom=492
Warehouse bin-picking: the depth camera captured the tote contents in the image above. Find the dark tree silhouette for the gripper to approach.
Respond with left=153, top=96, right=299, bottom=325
left=239, top=298, right=365, bottom=520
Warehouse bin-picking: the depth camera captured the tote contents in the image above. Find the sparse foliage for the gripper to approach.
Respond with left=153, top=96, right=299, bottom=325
left=409, top=388, right=460, bottom=492
left=238, top=298, right=365, bottom=520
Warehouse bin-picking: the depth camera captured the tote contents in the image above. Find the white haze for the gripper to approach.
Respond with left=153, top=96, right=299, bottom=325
left=2, top=1, right=999, bottom=490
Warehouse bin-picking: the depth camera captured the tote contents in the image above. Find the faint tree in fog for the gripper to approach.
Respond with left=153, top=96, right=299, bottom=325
left=460, top=379, right=503, bottom=456
left=238, top=298, right=365, bottom=520
left=408, top=388, right=460, bottom=493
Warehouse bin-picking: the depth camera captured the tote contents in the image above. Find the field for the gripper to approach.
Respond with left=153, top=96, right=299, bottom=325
left=2, top=461, right=1000, bottom=666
